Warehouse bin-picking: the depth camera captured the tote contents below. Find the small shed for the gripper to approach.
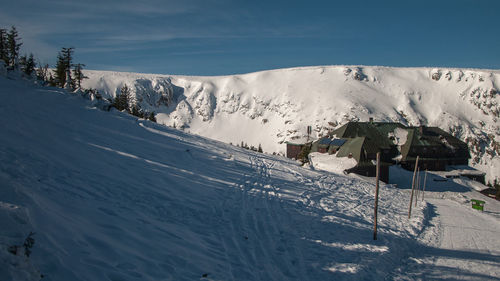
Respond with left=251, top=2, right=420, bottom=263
left=286, top=141, right=308, bottom=159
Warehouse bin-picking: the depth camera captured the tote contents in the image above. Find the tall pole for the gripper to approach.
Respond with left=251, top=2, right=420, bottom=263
left=422, top=170, right=428, bottom=201
left=373, top=152, right=380, bottom=240
left=415, top=167, right=420, bottom=207
left=408, top=156, right=419, bottom=219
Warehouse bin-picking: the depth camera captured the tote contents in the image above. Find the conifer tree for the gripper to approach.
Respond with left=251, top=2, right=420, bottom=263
left=297, top=144, right=311, bottom=164
left=54, top=47, right=74, bottom=88
left=19, top=54, right=26, bottom=70
left=148, top=112, right=156, bottom=122
left=62, top=47, right=74, bottom=89
left=54, top=51, right=67, bottom=87
left=131, top=104, right=143, bottom=118
left=121, top=84, right=131, bottom=112
left=19, top=53, right=35, bottom=76
left=0, top=28, right=7, bottom=66
left=73, top=63, right=87, bottom=89
left=26, top=54, right=35, bottom=76
left=113, top=84, right=131, bottom=111
left=6, top=26, right=22, bottom=68
left=65, top=68, right=74, bottom=90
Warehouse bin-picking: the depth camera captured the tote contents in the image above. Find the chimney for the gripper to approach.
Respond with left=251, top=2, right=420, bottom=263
left=369, top=117, right=374, bottom=123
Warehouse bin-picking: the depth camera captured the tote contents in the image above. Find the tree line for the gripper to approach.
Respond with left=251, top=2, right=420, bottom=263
left=112, top=84, right=156, bottom=122
left=0, top=25, right=156, bottom=122
left=0, top=26, right=86, bottom=90
left=236, top=141, right=263, bottom=153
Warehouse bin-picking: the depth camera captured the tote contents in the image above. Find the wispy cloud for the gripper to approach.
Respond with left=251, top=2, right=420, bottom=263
left=0, top=0, right=383, bottom=74
left=1, top=0, right=328, bottom=55
left=43, top=0, right=198, bottom=17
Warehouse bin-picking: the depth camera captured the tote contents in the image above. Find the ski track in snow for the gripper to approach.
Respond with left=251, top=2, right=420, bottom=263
left=392, top=198, right=500, bottom=280
left=0, top=74, right=500, bottom=280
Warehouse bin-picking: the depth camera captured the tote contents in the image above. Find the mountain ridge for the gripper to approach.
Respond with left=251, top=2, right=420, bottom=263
left=82, top=65, right=500, bottom=183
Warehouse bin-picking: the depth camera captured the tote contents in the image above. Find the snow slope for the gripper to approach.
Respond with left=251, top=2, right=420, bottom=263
left=1, top=72, right=499, bottom=280
left=82, top=66, right=500, bottom=184
left=393, top=198, right=500, bottom=280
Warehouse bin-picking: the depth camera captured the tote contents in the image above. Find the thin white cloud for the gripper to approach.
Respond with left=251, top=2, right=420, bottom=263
left=43, top=0, right=198, bottom=16
left=0, top=0, right=336, bottom=69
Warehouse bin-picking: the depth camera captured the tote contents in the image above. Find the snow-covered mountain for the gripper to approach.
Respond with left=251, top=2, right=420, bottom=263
left=83, top=66, right=500, bottom=184
left=0, top=69, right=428, bottom=280
left=2, top=65, right=500, bottom=280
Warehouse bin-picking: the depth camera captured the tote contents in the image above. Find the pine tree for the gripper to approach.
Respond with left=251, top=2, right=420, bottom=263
left=19, top=53, right=35, bottom=76
left=258, top=144, right=263, bottom=153
left=148, top=112, right=156, bottom=122
left=297, top=144, right=311, bottom=164
left=6, top=26, right=22, bottom=68
left=54, top=47, right=74, bottom=88
left=26, top=54, right=35, bottom=76
left=113, top=84, right=131, bottom=111
left=62, top=47, right=74, bottom=89
left=65, top=68, right=74, bottom=90
left=131, top=104, right=143, bottom=118
left=54, top=51, right=67, bottom=87
left=0, top=28, right=8, bottom=66
left=72, top=63, right=87, bottom=89
left=121, top=84, right=132, bottom=112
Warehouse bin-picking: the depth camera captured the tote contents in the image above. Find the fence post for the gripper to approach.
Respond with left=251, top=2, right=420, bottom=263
left=373, top=152, right=380, bottom=240
left=415, top=167, right=420, bottom=207
left=422, top=170, right=428, bottom=201
left=408, top=156, right=419, bottom=219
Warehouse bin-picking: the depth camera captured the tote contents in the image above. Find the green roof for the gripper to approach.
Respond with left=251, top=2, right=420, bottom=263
left=311, top=121, right=470, bottom=169
left=401, top=127, right=470, bottom=161
left=331, top=122, right=398, bottom=150
left=400, top=128, right=415, bottom=159
left=336, top=137, right=365, bottom=162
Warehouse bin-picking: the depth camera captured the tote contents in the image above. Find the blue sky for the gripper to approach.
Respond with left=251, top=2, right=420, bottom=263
left=1, top=0, right=498, bottom=75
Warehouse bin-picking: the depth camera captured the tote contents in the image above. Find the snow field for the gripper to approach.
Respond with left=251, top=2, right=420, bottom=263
left=392, top=198, right=500, bottom=280
left=0, top=75, right=433, bottom=280
left=1, top=73, right=499, bottom=280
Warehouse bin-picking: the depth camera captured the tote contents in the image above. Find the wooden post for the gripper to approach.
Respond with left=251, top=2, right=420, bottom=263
left=415, top=167, right=420, bottom=207
left=408, top=156, right=419, bottom=219
left=422, top=170, right=428, bottom=201
left=373, top=152, right=380, bottom=240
